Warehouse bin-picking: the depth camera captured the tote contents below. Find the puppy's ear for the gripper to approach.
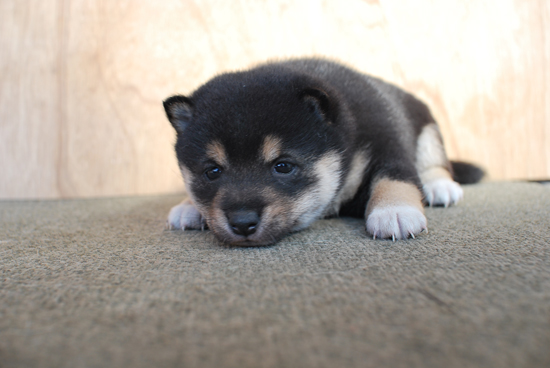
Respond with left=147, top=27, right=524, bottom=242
left=301, top=88, right=334, bottom=123
left=163, top=95, right=193, bottom=134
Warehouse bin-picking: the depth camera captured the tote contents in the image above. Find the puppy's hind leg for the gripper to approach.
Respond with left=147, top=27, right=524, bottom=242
left=416, top=124, right=463, bottom=207
left=166, top=199, right=207, bottom=231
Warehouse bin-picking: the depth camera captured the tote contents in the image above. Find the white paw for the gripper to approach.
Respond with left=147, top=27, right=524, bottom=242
left=366, top=205, right=427, bottom=241
left=423, top=179, right=463, bottom=207
left=167, top=201, right=206, bottom=230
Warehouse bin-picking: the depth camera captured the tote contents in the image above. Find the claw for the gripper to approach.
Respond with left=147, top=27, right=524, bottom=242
left=366, top=204, right=427, bottom=242
left=410, top=232, right=415, bottom=239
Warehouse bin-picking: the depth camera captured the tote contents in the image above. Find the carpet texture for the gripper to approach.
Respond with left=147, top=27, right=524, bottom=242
left=1, top=182, right=549, bottom=368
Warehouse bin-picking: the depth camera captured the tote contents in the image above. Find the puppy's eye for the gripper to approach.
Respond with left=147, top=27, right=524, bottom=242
left=273, top=162, right=295, bottom=174
left=205, top=167, right=222, bottom=180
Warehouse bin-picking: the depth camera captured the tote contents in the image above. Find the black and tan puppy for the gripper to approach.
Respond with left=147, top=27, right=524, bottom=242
left=164, top=58, right=482, bottom=246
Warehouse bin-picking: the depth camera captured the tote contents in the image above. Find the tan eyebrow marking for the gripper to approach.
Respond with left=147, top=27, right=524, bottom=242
left=205, top=140, right=228, bottom=166
left=261, top=135, right=283, bottom=163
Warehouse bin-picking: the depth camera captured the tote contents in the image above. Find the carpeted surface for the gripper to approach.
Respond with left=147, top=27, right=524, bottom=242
left=0, top=182, right=549, bottom=368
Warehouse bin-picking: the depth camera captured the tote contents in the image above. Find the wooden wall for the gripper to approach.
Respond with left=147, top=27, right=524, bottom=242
left=1, top=0, right=549, bottom=199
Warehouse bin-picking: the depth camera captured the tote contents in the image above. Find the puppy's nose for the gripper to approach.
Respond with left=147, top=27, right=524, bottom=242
left=228, top=210, right=259, bottom=236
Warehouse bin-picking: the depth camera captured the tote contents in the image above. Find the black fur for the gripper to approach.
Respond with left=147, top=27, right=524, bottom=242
left=164, top=58, right=483, bottom=244
left=277, top=59, right=433, bottom=217
left=166, top=62, right=349, bottom=211
left=167, top=60, right=430, bottom=212
left=451, top=161, right=485, bottom=184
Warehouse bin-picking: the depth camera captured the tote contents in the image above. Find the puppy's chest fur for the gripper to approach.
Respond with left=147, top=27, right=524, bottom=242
left=164, top=58, right=471, bottom=246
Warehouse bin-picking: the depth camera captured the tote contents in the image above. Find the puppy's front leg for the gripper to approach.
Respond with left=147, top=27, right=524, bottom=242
left=365, top=178, right=427, bottom=240
left=167, top=199, right=207, bottom=231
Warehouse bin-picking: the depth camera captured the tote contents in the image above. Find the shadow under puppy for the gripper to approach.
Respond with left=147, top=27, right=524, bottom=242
left=164, top=58, right=482, bottom=246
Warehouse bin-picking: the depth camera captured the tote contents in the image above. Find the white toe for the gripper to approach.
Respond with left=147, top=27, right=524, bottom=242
left=366, top=205, right=427, bottom=240
left=423, top=179, right=463, bottom=207
left=167, top=201, right=205, bottom=230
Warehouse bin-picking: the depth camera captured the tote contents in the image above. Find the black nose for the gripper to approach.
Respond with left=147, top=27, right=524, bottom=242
left=228, top=210, right=260, bottom=236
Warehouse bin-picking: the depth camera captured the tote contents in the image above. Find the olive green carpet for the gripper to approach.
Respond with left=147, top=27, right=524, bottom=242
left=1, top=182, right=549, bottom=368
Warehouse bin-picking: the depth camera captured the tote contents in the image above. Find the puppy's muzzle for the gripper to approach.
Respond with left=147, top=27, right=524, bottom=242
left=227, top=210, right=260, bottom=237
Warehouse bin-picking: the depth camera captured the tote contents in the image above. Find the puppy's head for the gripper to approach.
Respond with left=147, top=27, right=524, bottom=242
left=164, top=68, right=347, bottom=246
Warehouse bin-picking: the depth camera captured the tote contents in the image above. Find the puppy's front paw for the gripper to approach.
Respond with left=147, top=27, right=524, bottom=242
left=423, top=179, right=463, bottom=207
left=167, top=200, right=206, bottom=230
left=366, top=205, right=427, bottom=241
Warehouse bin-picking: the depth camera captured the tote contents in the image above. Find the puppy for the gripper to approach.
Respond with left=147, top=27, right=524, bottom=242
left=164, top=58, right=482, bottom=246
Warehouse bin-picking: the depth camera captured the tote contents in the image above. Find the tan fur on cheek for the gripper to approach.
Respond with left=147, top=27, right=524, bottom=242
left=203, top=189, right=232, bottom=241
left=332, top=149, right=370, bottom=211
left=257, top=187, right=296, bottom=234
left=291, top=151, right=342, bottom=230
left=315, top=152, right=343, bottom=211
left=206, top=140, right=228, bottom=167
left=179, top=164, right=204, bottom=211
left=260, top=202, right=294, bottom=238
left=179, top=164, right=194, bottom=187
left=261, top=135, right=283, bottom=163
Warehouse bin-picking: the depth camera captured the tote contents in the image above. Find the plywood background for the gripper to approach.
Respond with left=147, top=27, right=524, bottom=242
left=1, top=0, right=549, bottom=199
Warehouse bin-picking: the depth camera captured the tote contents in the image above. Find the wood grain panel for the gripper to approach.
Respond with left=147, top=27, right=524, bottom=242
left=0, top=0, right=63, bottom=198
left=1, top=0, right=549, bottom=199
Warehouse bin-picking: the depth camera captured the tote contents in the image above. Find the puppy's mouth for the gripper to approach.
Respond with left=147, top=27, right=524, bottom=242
left=210, top=222, right=280, bottom=247
left=206, top=207, right=291, bottom=247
